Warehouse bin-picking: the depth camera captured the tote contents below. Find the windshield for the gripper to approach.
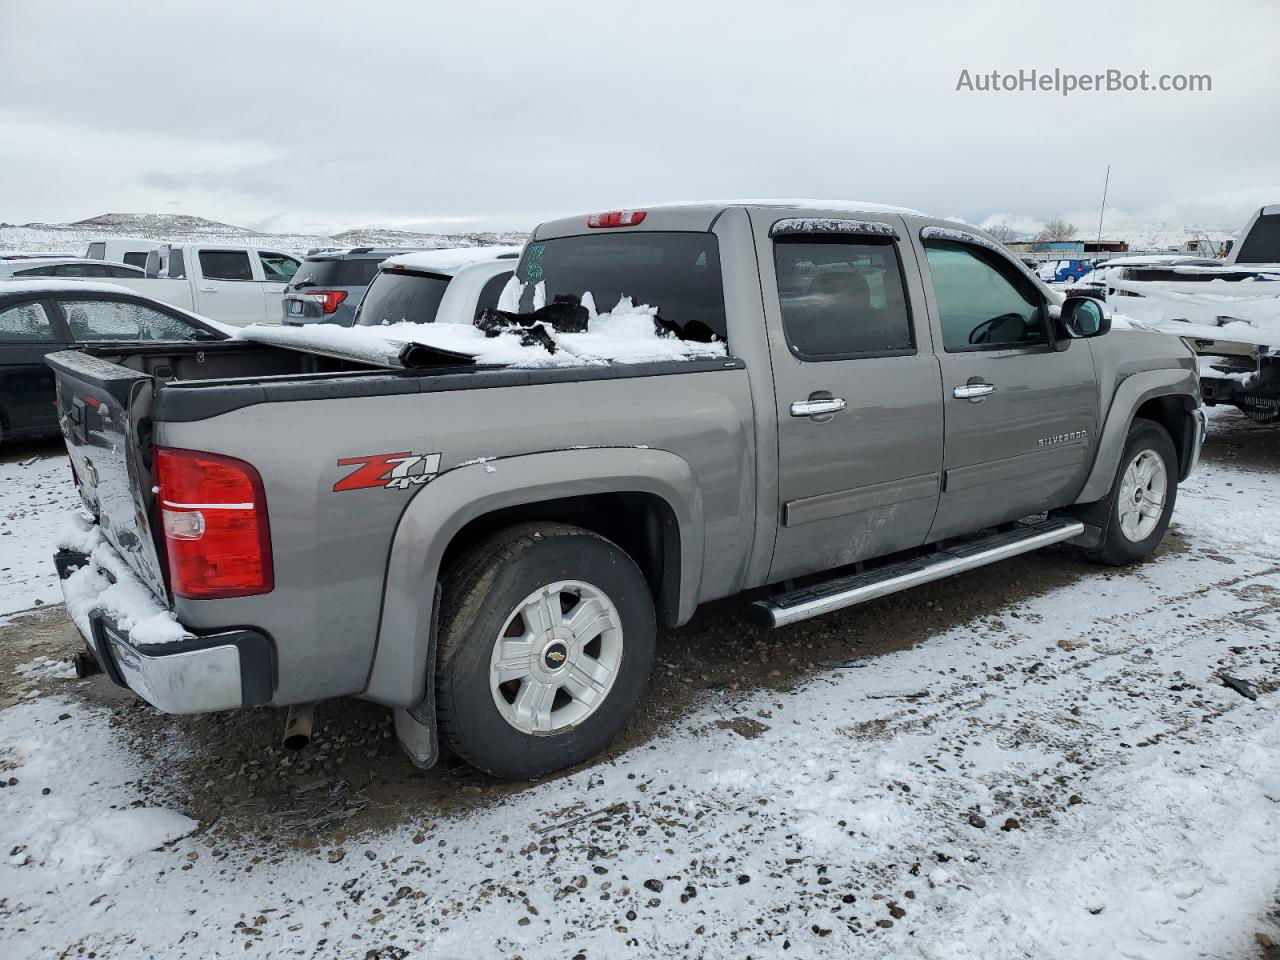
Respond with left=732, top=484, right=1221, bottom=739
left=355, top=270, right=451, bottom=326
left=1235, top=214, right=1280, bottom=264
left=509, top=232, right=727, bottom=341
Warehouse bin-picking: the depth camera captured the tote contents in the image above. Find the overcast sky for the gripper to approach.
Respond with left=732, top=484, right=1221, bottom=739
left=1, top=0, right=1277, bottom=237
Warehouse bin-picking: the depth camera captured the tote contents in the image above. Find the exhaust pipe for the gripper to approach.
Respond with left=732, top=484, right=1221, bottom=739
left=282, top=703, right=316, bottom=750
left=72, top=650, right=102, bottom=678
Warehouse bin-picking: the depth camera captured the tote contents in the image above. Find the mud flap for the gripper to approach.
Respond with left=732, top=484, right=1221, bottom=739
left=394, top=583, right=442, bottom=769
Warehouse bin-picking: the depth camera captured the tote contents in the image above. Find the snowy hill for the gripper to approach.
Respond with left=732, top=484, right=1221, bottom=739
left=0, top=213, right=529, bottom=256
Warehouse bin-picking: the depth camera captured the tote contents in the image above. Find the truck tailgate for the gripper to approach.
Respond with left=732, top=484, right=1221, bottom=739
left=46, top=349, right=169, bottom=600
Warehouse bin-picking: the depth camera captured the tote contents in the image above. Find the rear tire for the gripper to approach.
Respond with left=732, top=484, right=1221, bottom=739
left=1085, top=418, right=1178, bottom=565
left=435, top=522, right=656, bottom=779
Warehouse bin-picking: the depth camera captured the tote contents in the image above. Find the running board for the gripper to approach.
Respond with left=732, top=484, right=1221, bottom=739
left=749, top=517, right=1085, bottom=629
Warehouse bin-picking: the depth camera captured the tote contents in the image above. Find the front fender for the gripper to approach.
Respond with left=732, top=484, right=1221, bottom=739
left=1075, top=367, right=1199, bottom=504
left=363, top=447, right=703, bottom=707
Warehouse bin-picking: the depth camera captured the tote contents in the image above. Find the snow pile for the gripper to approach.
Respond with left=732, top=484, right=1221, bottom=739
left=0, top=697, right=197, bottom=883
left=1106, top=278, right=1280, bottom=347
left=236, top=292, right=729, bottom=369
left=57, top=512, right=186, bottom=646
left=14, top=657, right=76, bottom=680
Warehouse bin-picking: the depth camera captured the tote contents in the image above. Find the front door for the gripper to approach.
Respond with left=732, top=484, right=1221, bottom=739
left=193, top=248, right=268, bottom=326
left=755, top=214, right=945, bottom=582
left=917, top=233, right=1098, bottom=540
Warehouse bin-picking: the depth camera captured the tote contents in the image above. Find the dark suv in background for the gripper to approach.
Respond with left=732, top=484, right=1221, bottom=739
left=282, top=248, right=426, bottom=326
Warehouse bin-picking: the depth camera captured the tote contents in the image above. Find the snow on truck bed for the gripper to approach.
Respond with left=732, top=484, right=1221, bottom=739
left=236, top=292, right=729, bottom=369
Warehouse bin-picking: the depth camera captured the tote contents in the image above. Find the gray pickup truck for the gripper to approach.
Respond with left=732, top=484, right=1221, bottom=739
left=47, top=201, right=1206, bottom=779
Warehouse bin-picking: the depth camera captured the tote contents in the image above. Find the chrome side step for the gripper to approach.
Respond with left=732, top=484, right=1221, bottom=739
left=749, top=517, right=1085, bottom=629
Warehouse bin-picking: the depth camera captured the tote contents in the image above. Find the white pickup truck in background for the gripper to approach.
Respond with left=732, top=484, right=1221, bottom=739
left=82, top=243, right=302, bottom=326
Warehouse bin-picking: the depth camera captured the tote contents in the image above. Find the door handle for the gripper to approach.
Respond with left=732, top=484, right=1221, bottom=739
left=790, top=397, right=847, bottom=418
left=199, top=286, right=216, bottom=292
left=953, top=383, right=996, bottom=401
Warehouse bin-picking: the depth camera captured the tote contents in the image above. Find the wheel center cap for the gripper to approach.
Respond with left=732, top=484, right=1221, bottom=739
left=542, top=640, right=570, bottom=670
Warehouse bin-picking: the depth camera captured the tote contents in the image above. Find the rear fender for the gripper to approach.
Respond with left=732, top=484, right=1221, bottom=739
left=364, top=447, right=702, bottom=707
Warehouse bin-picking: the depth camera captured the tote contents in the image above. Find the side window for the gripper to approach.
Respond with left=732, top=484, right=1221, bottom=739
left=474, top=271, right=513, bottom=321
left=199, top=250, right=253, bottom=281
left=104, top=265, right=142, bottom=278
left=923, top=242, right=1046, bottom=351
left=0, top=302, right=57, bottom=342
left=86, top=242, right=105, bottom=260
left=55, top=263, right=112, bottom=277
left=57, top=300, right=202, bottom=342
left=122, top=252, right=149, bottom=269
left=13, top=265, right=59, bottom=277
left=773, top=238, right=914, bottom=359
left=259, top=252, right=299, bottom=281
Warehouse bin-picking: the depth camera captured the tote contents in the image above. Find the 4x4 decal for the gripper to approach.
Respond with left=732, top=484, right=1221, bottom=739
left=334, top=452, right=442, bottom=492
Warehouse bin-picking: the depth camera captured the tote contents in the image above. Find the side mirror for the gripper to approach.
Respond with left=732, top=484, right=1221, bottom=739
left=1061, top=295, right=1111, bottom=338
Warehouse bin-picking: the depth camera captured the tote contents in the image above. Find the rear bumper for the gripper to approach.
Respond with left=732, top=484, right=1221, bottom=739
left=55, top=549, right=275, bottom=713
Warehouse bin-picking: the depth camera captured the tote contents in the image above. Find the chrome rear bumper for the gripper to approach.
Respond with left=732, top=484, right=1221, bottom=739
left=55, top=548, right=274, bottom=713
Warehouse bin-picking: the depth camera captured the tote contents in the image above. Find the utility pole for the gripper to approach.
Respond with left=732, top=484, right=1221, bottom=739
left=1096, top=164, right=1110, bottom=248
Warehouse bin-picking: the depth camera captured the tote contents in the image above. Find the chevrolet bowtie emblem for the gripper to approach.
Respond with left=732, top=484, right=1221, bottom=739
left=547, top=651, right=566, bottom=663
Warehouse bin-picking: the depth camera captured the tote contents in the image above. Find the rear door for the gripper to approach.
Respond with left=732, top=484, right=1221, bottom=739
left=192, top=248, right=268, bottom=326
left=0, top=299, right=66, bottom=438
left=751, top=213, right=945, bottom=582
left=914, top=226, right=1098, bottom=540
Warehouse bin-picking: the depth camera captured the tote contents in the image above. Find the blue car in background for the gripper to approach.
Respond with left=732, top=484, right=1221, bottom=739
left=1037, top=258, right=1095, bottom=284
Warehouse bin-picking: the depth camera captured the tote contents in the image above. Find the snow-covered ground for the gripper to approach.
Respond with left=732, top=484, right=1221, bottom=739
left=0, top=413, right=1277, bottom=959
left=0, top=450, right=80, bottom=622
left=0, top=212, right=527, bottom=257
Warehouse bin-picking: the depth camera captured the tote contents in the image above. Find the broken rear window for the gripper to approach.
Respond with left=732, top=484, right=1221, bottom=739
left=510, top=233, right=727, bottom=342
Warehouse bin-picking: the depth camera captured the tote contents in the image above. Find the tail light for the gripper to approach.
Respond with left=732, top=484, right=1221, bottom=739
left=586, top=210, right=647, bottom=228
left=308, top=290, right=348, bottom=314
left=154, top=446, right=273, bottom=599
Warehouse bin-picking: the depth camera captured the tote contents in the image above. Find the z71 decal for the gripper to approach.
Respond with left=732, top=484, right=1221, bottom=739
left=334, top=452, right=443, bottom=492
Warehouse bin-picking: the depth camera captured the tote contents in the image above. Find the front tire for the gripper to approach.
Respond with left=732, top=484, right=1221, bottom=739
left=436, top=522, right=656, bottom=779
left=1086, top=418, right=1178, bottom=565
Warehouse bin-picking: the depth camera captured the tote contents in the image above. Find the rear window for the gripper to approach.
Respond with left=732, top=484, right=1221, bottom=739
left=355, top=270, right=451, bottom=326
left=291, top=257, right=385, bottom=289
left=510, top=233, right=727, bottom=341
left=122, top=252, right=148, bottom=268
left=1235, top=214, right=1280, bottom=264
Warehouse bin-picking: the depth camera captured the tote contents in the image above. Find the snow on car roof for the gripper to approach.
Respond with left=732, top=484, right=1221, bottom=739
left=0, top=277, right=143, bottom=299
left=380, top=246, right=523, bottom=276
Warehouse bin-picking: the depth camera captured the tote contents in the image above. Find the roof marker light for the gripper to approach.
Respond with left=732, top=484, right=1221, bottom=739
left=586, top=210, right=647, bottom=228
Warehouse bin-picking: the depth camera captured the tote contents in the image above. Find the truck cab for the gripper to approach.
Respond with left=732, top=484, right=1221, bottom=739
left=140, top=244, right=301, bottom=326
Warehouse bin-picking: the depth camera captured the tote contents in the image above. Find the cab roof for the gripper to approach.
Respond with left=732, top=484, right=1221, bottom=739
left=531, top=199, right=927, bottom=240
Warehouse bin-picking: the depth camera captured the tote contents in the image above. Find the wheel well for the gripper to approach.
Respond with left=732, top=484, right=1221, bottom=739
left=440, top=492, right=682, bottom=627
left=1133, top=394, right=1196, bottom=477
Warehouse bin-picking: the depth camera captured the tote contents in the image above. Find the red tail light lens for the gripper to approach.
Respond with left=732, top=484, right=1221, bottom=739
left=154, top=446, right=273, bottom=599
left=309, top=290, right=348, bottom=314
left=586, top=210, right=647, bottom=228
